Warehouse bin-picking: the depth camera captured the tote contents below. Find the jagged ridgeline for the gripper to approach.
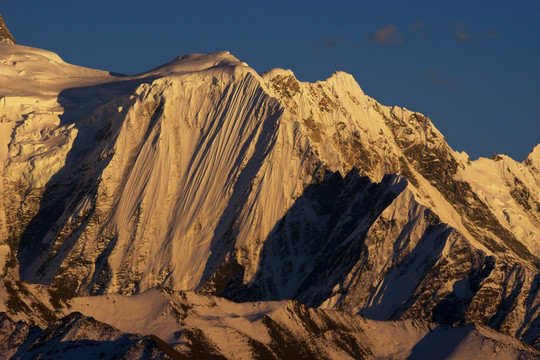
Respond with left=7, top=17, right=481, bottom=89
left=1, top=286, right=539, bottom=359
left=0, top=21, right=539, bottom=357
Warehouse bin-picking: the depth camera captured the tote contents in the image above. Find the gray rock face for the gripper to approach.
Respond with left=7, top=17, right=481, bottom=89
left=0, top=14, right=16, bottom=44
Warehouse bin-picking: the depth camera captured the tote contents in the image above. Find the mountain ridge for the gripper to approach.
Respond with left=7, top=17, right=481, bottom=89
left=0, top=41, right=539, bottom=357
left=1, top=281, right=539, bottom=359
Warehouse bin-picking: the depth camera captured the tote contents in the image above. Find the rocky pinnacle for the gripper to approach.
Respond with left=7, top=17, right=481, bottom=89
left=0, top=14, right=16, bottom=44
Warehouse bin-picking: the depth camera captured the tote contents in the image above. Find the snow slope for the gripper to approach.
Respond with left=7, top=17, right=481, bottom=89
left=0, top=40, right=539, bottom=353
left=1, top=283, right=538, bottom=359
left=67, top=288, right=539, bottom=360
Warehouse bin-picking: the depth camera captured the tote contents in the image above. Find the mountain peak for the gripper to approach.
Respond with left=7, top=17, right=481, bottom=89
left=143, top=50, right=249, bottom=77
left=0, top=14, right=15, bottom=44
left=260, top=68, right=296, bottom=80
left=524, top=143, right=540, bottom=173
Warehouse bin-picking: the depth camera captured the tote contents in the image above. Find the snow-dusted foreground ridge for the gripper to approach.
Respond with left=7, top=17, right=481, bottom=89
left=0, top=38, right=539, bottom=358
left=1, top=283, right=539, bottom=359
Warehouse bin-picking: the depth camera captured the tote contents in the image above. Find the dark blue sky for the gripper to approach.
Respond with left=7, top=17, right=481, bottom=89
left=2, top=1, right=539, bottom=160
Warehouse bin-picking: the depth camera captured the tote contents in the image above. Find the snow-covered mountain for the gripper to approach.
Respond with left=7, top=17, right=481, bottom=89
left=0, top=14, right=539, bottom=357
left=1, top=281, right=538, bottom=359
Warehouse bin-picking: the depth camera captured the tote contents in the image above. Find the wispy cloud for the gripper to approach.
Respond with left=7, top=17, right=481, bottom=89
left=454, top=31, right=470, bottom=41
left=414, top=21, right=494, bottom=42
left=410, top=20, right=425, bottom=31
left=429, top=71, right=466, bottom=90
left=367, top=24, right=403, bottom=45
left=487, top=30, right=499, bottom=39
left=368, top=21, right=494, bottom=46
left=323, top=38, right=342, bottom=49
left=454, top=23, right=470, bottom=41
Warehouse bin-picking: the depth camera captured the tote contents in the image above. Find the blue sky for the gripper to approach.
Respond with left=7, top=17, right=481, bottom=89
left=2, top=1, right=539, bottom=160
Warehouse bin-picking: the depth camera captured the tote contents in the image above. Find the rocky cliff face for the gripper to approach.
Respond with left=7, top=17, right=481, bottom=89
left=0, top=15, right=15, bottom=44
left=0, top=41, right=539, bottom=357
